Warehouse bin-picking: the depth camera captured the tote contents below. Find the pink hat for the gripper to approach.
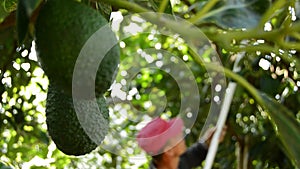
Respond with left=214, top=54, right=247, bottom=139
left=136, top=117, right=184, bottom=155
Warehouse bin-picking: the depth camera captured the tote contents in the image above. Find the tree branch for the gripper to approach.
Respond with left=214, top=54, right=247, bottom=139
left=0, top=11, right=16, bottom=30
left=100, top=0, right=151, bottom=13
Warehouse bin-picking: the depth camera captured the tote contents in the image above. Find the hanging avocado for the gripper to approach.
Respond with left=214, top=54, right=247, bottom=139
left=35, top=0, right=120, bottom=96
left=45, top=85, right=109, bottom=155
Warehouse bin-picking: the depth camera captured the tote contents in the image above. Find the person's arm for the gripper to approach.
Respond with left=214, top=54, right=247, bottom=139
left=179, top=141, right=208, bottom=169
left=178, top=127, right=227, bottom=169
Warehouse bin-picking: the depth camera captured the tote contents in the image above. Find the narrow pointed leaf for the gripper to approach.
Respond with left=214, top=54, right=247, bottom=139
left=16, top=0, right=41, bottom=43
left=260, top=92, right=300, bottom=167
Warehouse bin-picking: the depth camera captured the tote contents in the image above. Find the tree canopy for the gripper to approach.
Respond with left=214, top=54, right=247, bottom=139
left=0, top=0, right=300, bottom=168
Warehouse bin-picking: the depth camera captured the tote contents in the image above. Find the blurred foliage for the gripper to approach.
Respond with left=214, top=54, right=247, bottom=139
left=0, top=0, right=300, bottom=168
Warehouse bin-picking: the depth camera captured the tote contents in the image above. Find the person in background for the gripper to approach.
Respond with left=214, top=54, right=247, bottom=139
left=136, top=117, right=226, bottom=169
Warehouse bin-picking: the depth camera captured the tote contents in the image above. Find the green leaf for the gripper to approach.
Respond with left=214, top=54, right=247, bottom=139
left=0, top=28, right=15, bottom=69
left=0, top=4, right=9, bottom=22
left=259, top=75, right=281, bottom=96
left=204, top=1, right=260, bottom=29
left=0, top=0, right=18, bottom=13
left=249, top=0, right=271, bottom=15
left=149, top=0, right=173, bottom=14
left=96, top=1, right=112, bottom=21
left=260, top=92, right=300, bottom=167
left=16, top=0, right=41, bottom=43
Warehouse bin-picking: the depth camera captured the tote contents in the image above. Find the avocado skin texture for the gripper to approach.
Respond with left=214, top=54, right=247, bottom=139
left=46, top=85, right=109, bottom=156
left=35, top=0, right=120, bottom=96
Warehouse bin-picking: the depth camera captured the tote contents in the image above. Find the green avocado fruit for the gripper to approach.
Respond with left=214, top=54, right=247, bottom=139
left=35, top=0, right=120, bottom=96
left=46, top=85, right=109, bottom=155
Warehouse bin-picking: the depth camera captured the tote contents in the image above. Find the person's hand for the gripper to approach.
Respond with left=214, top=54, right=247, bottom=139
left=200, top=126, right=227, bottom=146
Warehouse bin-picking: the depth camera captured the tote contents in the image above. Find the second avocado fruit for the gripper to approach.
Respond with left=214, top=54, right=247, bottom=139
left=35, top=0, right=120, bottom=155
